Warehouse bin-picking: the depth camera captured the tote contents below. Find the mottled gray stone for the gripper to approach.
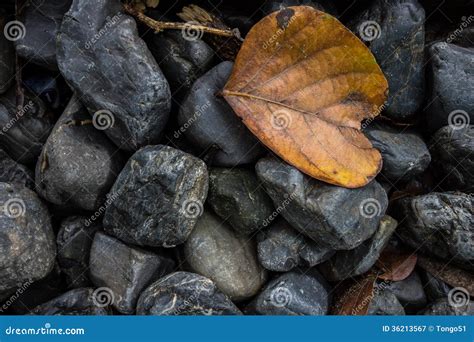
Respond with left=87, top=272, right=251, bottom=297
left=419, top=269, right=451, bottom=301
left=179, top=61, right=265, bottom=166
left=31, top=288, right=111, bottom=315
left=148, top=31, right=214, bottom=101
left=0, top=148, right=34, bottom=188
left=256, top=157, right=388, bottom=250
left=421, top=298, right=474, bottom=316
left=90, top=232, right=175, bottom=314
left=137, top=272, right=241, bottom=315
left=0, top=89, right=54, bottom=165
left=426, top=43, right=474, bottom=133
left=208, top=167, right=274, bottom=235
left=247, top=270, right=330, bottom=315
left=104, top=145, right=208, bottom=248
left=365, top=123, right=431, bottom=182
left=57, top=216, right=100, bottom=288
left=320, top=216, right=397, bottom=281
left=0, top=183, right=55, bottom=297
left=257, top=219, right=334, bottom=272
left=386, top=271, right=428, bottom=311
left=352, top=0, right=425, bottom=121
left=15, top=0, right=72, bottom=69
left=368, top=289, right=405, bottom=315
left=430, top=125, right=474, bottom=193
left=57, top=0, right=171, bottom=150
left=0, top=16, right=14, bottom=94
left=35, top=95, right=124, bottom=211
left=394, top=192, right=474, bottom=270
left=184, top=211, right=266, bottom=301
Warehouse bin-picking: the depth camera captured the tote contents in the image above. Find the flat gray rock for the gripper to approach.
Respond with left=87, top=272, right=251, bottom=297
left=256, top=157, right=388, bottom=250
left=184, top=211, right=267, bottom=301
left=57, top=0, right=171, bottom=150
left=104, top=145, right=208, bottom=248
left=137, top=272, right=241, bottom=315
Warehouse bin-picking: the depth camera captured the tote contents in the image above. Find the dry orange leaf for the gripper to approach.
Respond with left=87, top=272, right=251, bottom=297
left=223, top=6, right=388, bottom=188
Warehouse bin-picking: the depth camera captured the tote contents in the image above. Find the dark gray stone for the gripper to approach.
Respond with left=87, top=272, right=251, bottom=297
left=261, top=0, right=338, bottom=16
left=57, top=216, right=100, bottom=288
left=320, top=215, right=397, bottom=281
left=57, top=0, right=171, bottom=150
left=386, top=271, right=428, bottom=311
left=0, top=16, right=15, bottom=94
left=352, top=0, right=425, bottom=121
left=365, top=123, right=431, bottom=182
left=136, top=272, right=241, bottom=315
left=430, top=125, right=474, bottom=193
left=178, top=61, right=265, bottom=166
left=0, top=89, right=54, bottom=165
left=148, top=31, right=214, bottom=101
left=426, top=43, right=474, bottom=133
left=184, top=211, right=266, bottom=301
left=394, top=192, right=474, bottom=270
left=257, top=219, right=334, bottom=272
left=419, top=269, right=451, bottom=301
left=31, top=288, right=111, bottom=315
left=208, top=167, right=274, bottom=235
left=247, top=270, right=330, bottom=315
left=90, top=232, right=175, bottom=314
left=421, top=298, right=474, bottom=316
left=35, top=95, right=124, bottom=211
left=104, top=145, right=208, bottom=248
left=368, top=289, right=405, bottom=315
left=0, top=148, right=34, bottom=188
left=15, top=0, right=72, bottom=69
left=0, top=183, right=55, bottom=297
left=256, top=157, right=388, bottom=250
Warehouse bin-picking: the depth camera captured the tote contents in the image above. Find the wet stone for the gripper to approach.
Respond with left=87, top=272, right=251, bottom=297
left=104, top=145, right=208, bottom=248
left=0, top=148, right=34, bottom=188
left=184, top=211, right=267, bottom=301
left=0, top=16, right=15, bottom=94
left=386, top=271, right=428, bottom=312
left=256, top=157, right=388, bottom=250
left=136, top=272, right=241, bottom=315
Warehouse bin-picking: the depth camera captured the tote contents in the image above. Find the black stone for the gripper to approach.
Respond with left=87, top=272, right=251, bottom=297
left=247, top=270, right=330, bottom=315
left=352, top=0, right=425, bottom=121
left=368, top=289, right=405, bottom=315
left=136, top=272, right=241, bottom=315
left=365, top=123, right=431, bottom=183
left=0, top=148, right=34, bottom=188
left=57, top=216, right=100, bottom=288
left=320, top=215, right=397, bottom=281
left=261, top=0, right=338, bottom=16
left=57, top=0, right=171, bottom=150
left=419, top=269, right=451, bottom=301
left=15, top=0, right=72, bottom=69
left=430, top=125, right=474, bottom=193
left=178, top=61, right=265, bottom=166
left=0, top=89, right=54, bottom=165
left=30, top=288, right=112, bottom=315
left=104, top=145, right=208, bottom=248
left=148, top=31, right=214, bottom=101
left=426, top=43, right=474, bottom=133
left=0, top=183, right=55, bottom=298
left=0, top=16, right=15, bottom=94
left=208, top=167, right=274, bottom=235
left=385, top=271, right=428, bottom=312
left=256, top=157, right=388, bottom=250
left=35, top=95, right=124, bottom=211
left=394, top=192, right=473, bottom=271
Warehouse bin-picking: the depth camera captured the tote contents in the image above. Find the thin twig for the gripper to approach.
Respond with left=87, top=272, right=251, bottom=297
left=122, top=4, right=235, bottom=37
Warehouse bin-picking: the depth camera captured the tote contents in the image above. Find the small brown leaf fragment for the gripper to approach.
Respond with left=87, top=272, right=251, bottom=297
left=223, top=6, right=388, bottom=188
left=417, top=256, right=474, bottom=294
left=376, top=246, right=417, bottom=282
left=332, top=272, right=378, bottom=315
